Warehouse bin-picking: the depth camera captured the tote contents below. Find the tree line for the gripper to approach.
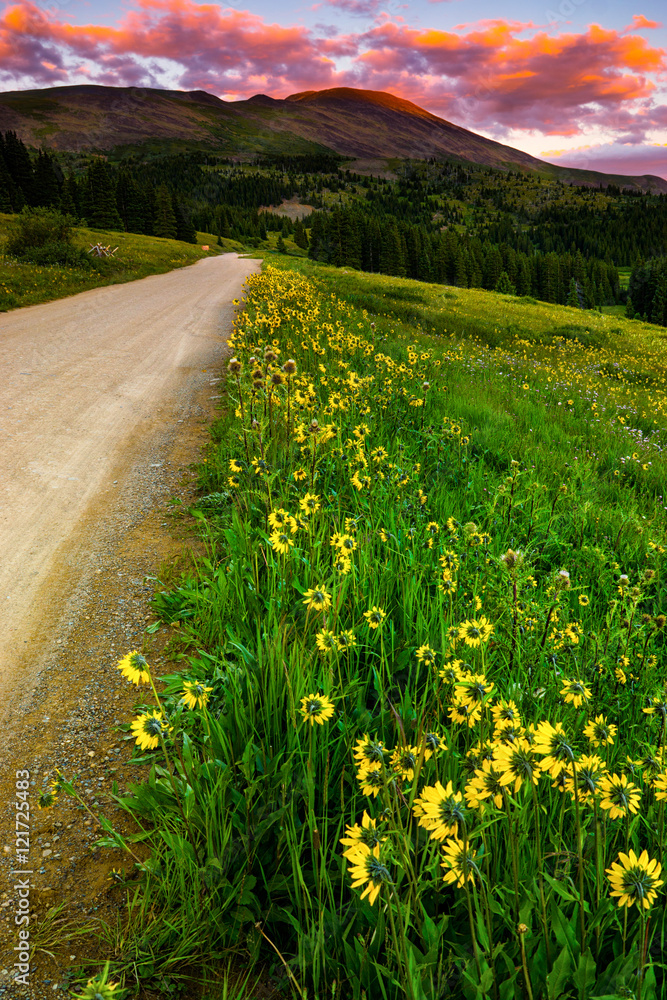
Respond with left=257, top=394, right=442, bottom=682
left=307, top=206, right=620, bottom=308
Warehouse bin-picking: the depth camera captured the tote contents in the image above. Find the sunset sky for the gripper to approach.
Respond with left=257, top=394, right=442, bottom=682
left=1, top=0, right=666, bottom=178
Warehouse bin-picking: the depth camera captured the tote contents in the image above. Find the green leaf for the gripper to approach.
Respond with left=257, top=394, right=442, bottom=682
left=573, top=948, right=596, bottom=1000
left=544, top=871, right=579, bottom=904
left=546, top=945, right=574, bottom=1000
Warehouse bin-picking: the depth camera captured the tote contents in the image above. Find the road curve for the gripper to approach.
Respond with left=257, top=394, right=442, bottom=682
left=0, top=253, right=260, bottom=721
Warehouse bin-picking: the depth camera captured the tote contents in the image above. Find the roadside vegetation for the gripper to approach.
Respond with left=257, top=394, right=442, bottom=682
left=47, top=258, right=667, bottom=999
left=0, top=209, right=233, bottom=312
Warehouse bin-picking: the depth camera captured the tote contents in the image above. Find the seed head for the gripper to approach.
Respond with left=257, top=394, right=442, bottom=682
left=282, top=359, right=297, bottom=376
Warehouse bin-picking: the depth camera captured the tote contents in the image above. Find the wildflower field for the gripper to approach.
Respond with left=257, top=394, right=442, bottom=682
left=74, top=262, right=667, bottom=999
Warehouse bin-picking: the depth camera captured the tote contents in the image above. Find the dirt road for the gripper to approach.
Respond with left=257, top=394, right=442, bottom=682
left=0, top=252, right=259, bottom=725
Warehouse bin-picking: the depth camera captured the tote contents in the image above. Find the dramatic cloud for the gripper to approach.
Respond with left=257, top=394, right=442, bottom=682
left=542, top=141, right=667, bottom=179
left=0, top=0, right=666, bottom=151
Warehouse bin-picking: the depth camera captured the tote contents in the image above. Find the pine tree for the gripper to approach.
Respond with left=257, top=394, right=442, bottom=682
left=495, top=271, right=516, bottom=295
left=153, top=184, right=177, bottom=240
left=2, top=131, right=34, bottom=206
left=293, top=218, right=309, bottom=249
left=650, top=272, right=666, bottom=326
left=33, top=151, right=61, bottom=207
left=82, top=159, right=123, bottom=229
left=276, top=234, right=286, bottom=253
left=59, top=172, right=78, bottom=219
left=567, top=278, right=580, bottom=308
left=625, top=296, right=635, bottom=319
left=175, top=202, right=197, bottom=244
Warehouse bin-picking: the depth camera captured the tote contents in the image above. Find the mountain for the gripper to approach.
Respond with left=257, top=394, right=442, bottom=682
left=0, top=83, right=665, bottom=193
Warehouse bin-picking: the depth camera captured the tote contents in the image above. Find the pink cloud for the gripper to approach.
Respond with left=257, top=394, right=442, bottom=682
left=0, top=0, right=665, bottom=147
left=542, top=141, right=667, bottom=180
left=627, top=15, right=662, bottom=31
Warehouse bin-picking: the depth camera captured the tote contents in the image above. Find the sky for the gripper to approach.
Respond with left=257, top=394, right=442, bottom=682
left=0, top=0, right=666, bottom=179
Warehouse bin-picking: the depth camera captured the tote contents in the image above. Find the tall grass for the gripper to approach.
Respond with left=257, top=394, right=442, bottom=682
left=57, top=263, right=666, bottom=999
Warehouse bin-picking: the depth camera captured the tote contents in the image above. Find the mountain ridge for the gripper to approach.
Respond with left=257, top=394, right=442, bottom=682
left=0, top=83, right=665, bottom=193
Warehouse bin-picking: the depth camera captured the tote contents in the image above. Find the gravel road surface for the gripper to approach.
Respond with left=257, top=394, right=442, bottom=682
left=0, top=253, right=259, bottom=724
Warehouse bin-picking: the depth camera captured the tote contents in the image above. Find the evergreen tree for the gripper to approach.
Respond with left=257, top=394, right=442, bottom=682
left=33, top=150, right=61, bottom=207
left=2, top=131, right=34, bottom=205
left=116, top=169, right=152, bottom=234
left=82, top=159, right=123, bottom=229
left=0, top=150, right=15, bottom=212
left=293, top=217, right=309, bottom=249
left=625, top=296, right=635, bottom=319
left=153, top=184, right=177, bottom=240
left=566, top=278, right=580, bottom=308
left=650, top=272, right=666, bottom=325
left=175, top=202, right=197, bottom=244
left=276, top=233, right=286, bottom=253
left=59, top=172, right=78, bottom=219
left=495, top=271, right=516, bottom=295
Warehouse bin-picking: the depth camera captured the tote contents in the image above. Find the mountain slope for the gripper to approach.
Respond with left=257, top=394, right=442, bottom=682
left=0, top=83, right=665, bottom=192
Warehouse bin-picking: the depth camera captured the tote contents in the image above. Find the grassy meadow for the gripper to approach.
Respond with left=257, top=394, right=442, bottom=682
left=0, top=213, right=241, bottom=311
left=45, top=259, right=667, bottom=1000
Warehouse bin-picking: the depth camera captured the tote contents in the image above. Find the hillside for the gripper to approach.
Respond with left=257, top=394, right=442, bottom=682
left=0, top=83, right=665, bottom=192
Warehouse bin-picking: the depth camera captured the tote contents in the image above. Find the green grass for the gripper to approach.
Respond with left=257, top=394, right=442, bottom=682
left=51, top=258, right=667, bottom=1000
left=0, top=214, right=238, bottom=312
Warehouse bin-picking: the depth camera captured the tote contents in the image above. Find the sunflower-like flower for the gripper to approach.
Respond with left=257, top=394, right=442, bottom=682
left=302, top=586, right=332, bottom=612
left=390, top=745, right=420, bottom=781
left=268, top=508, right=291, bottom=530
left=606, top=849, right=663, bottom=910
left=357, top=767, right=385, bottom=798
left=364, top=606, right=386, bottom=629
left=299, top=693, right=335, bottom=726
left=599, top=773, right=642, bottom=820
left=413, top=781, right=466, bottom=840
left=439, top=662, right=465, bottom=685
left=643, top=697, right=667, bottom=722
left=448, top=698, right=482, bottom=729
left=466, top=759, right=505, bottom=810
left=116, top=650, right=151, bottom=685
left=654, top=773, right=667, bottom=802
left=340, top=811, right=386, bottom=859
left=299, top=493, right=321, bottom=514
left=455, top=673, right=494, bottom=707
left=415, top=644, right=437, bottom=667
left=422, top=731, right=447, bottom=760
left=564, top=754, right=608, bottom=804
left=353, top=734, right=386, bottom=772
left=337, top=629, right=357, bottom=651
left=495, top=739, right=542, bottom=794
left=130, top=711, right=172, bottom=751
left=346, top=844, right=392, bottom=905
left=181, top=680, right=213, bottom=710
left=459, top=617, right=494, bottom=648
left=533, top=720, right=576, bottom=776
left=270, top=530, right=294, bottom=555
left=560, top=679, right=592, bottom=708
left=583, top=714, right=617, bottom=747
left=336, top=534, right=357, bottom=554
left=491, top=700, right=522, bottom=727
left=493, top=720, right=525, bottom=746
left=441, top=836, right=480, bottom=888
left=438, top=574, right=457, bottom=595
left=315, top=630, right=338, bottom=655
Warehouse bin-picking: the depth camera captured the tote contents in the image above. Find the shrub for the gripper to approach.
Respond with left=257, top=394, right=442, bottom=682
left=4, top=207, right=89, bottom=266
